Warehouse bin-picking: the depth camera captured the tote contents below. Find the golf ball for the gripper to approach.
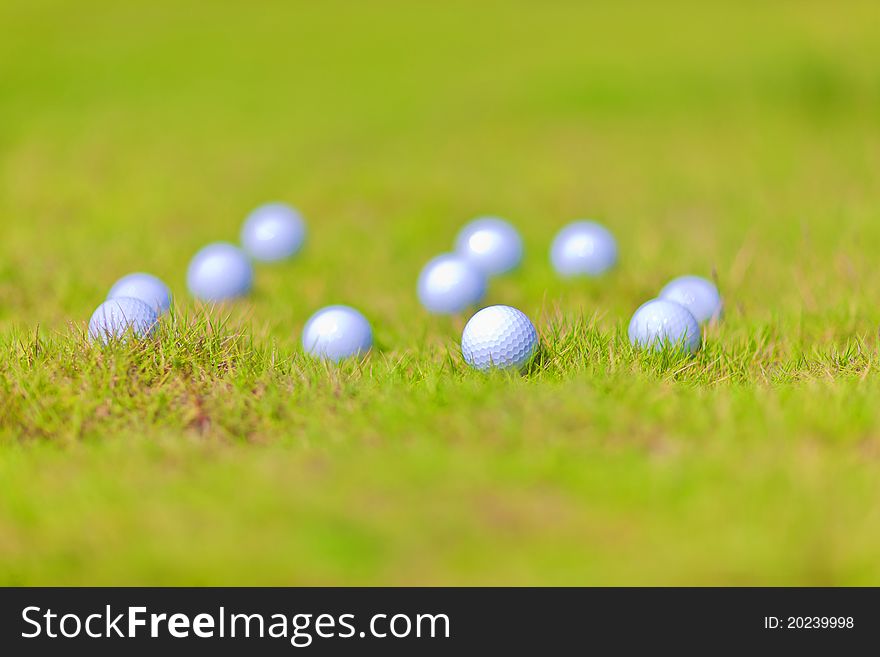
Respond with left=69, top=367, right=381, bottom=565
left=550, top=221, right=618, bottom=277
left=461, top=305, right=539, bottom=372
left=455, top=217, right=523, bottom=276
left=241, top=202, right=306, bottom=262
left=659, top=275, right=722, bottom=324
left=302, top=305, right=373, bottom=361
left=417, top=253, right=487, bottom=314
left=628, top=299, right=701, bottom=355
left=187, top=243, right=253, bottom=302
left=88, top=297, right=159, bottom=344
left=107, top=272, right=172, bottom=314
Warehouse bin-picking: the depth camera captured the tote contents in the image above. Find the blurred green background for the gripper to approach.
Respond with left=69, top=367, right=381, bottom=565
left=1, top=0, right=880, bottom=584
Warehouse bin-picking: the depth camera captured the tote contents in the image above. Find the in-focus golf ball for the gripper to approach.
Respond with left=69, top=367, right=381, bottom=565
left=107, top=272, right=172, bottom=314
left=455, top=217, right=523, bottom=276
left=302, top=305, right=373, bottom=361
left=88, top=297, right=159, bottom=344
left=628, top=299, right=701, bottom=355
left=417, top=253, right=487, bottom=314
left=550, top=221, right=618, bottom=277
left=659, top=275, right=722, bottom=324
left=241, top=202, right=306, bottom=262
left=187, top=243, right=253, bottom=302
left=461, top=305, right=539, bottom=372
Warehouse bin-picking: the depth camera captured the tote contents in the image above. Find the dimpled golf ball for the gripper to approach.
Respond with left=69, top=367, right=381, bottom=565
left=241, top=202, right=306, bottom=262
left=107, top=272, right=172, bottom=314
left=659, top=275, right=722, bottom=324
left=417, top=253, right=487, bottom=314
left=628, top=299, right=701, bottom=355
left=88, top=297, right=159, bottom=344
left=455, top=217, right=523, bottom=276
left=461, top=305, right=539, bottom=372
left=187, top=242, right=253, bottom=302
left=302, top=305, right=373, bottom=361
left=550, top=221, right=618, bottom=277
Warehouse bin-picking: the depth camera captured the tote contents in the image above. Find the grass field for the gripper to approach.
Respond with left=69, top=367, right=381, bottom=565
left=2, top=0, right=880, bottom=585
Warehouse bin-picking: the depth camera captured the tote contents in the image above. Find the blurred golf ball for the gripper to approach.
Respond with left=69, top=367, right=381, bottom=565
left=455, top=217, right=523, bottom=276
left=187, top=243, right=253, bottom=302
left=302, top=305, right=373, bottom=361
left=417, top=253, right=487, bottom=314
left=550, top=221, right=618, bottom=277
left=659, top=275, right=722, bottom=324
left=107, top=272, right=172, bottom=314
left=461, top=305, right=539, bottom=372
left=241, top=202, right=306, bottom=262
left=88, top=297, right=159, bottom=344
left=628, top=299, right=701, bottom=355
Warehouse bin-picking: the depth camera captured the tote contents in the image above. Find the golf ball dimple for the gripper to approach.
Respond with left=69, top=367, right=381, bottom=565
left=187, top=243, right=253, bottom=302
left=302, top=305, right=373, bottom=361
left=628, top=299, right=701, bottom=355
left=455, top=217, right=523, bottom=276
left=659, top=275, right=722, bottom=324
left=550, top=221, right=618, bottom=277
left=107, top=272, right=172, bottom=314
left=461, top=305, right=539, bottom=372
left=88, top=297, right=160, bottom=344
left=241, top=202, right=306, bottom=262
left=417, top=253, right=487, bottom=314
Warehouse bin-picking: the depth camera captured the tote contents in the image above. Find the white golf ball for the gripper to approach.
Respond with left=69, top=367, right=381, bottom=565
left=659, top=275, right=722, bottom=324
left=107, top=272, right=172, bottom=314
left=302, top=305, right=373, bottom=361
left=455, top=217, right=523, bottom=276
left=550, top=221, right=618, bottom=277
left=241, top=202, right=306, bottom=262
left=417, top=253, right=487, bottom=314
left=628, top=299, right=701, bottom=355
left=187, top=243, right=253, bottom=302
left=461, top=305, right=539, bottom=372
left=88, top=297, right=159, bottom=344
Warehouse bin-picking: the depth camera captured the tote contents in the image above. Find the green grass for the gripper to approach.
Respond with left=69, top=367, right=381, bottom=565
left=2, top=0, right=880, bottom=585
